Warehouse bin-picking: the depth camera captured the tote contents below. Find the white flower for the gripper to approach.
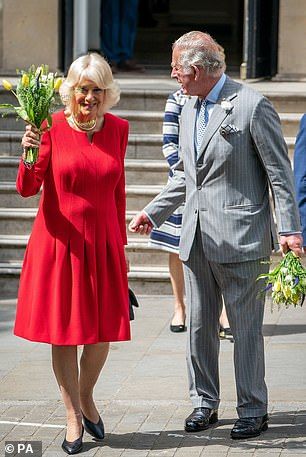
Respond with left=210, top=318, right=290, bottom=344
left=285, top=274, right=293, bottom=283
left=220, top=99, right=233, bottom=113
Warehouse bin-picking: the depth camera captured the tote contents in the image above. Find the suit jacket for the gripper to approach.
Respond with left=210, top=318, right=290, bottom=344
left=145, top=76, right=300, bottom=263
left=294, top=113, right=306, bottom=244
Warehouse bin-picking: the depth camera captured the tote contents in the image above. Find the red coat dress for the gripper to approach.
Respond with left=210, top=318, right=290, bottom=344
left=14, top=111, right=131, bottom=345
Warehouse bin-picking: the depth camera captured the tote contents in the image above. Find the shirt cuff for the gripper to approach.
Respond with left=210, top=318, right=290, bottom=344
left=278, top=231, right=302, bottom=236
left=143, top=210, right=157, bottom=228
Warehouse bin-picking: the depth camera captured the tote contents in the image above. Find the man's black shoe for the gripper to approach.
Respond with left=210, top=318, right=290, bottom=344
left=185, top=407, right=218, bottom=432
left=230, top=414, right=269, bottom=439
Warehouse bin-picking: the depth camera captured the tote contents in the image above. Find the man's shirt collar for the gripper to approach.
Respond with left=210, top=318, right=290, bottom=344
left=205, top=73, right=226, bottom=104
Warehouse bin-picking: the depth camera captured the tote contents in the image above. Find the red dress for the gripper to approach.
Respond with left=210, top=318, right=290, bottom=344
left=14, top=111, right=131, bottom=345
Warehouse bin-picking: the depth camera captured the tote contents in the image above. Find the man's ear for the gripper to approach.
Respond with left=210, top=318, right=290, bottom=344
left=191, top=65, right=200, bottom=80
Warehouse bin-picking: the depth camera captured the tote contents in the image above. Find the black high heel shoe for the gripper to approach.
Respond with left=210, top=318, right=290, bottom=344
left=61, top=425, right=84, bottom=455
left=82, top=412, right=105, bottom=440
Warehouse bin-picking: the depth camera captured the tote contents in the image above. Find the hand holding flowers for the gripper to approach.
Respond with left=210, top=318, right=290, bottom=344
left=257, top=250, right=306, bottom=311
left=1, top=65, right=62, bottom=165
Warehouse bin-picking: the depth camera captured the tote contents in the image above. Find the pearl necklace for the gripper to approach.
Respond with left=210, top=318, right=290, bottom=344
left=70, top=115, right=97, bottom=132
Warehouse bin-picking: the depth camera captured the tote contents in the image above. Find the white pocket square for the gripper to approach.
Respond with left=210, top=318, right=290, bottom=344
left=220, top=124, right=240, bottom=136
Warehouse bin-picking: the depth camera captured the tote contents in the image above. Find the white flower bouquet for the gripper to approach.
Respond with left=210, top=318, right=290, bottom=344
left=0, top=65, right=62, bottom=165
left=257, top=251, right=306, bottom=310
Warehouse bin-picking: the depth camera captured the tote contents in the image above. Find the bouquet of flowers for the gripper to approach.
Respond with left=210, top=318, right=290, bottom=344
left=0, top=65, right=62, bottom=165
left=257, top=251, right=306, bottom=311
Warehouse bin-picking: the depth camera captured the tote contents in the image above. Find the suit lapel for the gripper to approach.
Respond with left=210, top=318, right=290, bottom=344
left=196, top=77, right=238, bottom=162
left=183, top=97, right=197, bottom=164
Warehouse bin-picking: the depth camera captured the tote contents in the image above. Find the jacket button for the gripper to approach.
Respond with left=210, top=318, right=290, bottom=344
left=197, top=185, right=202, bottom=190
left=195, top=209, right=198, bottom=214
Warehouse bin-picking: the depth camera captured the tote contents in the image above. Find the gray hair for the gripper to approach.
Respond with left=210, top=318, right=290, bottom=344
left=60, top=53, right=120, bottom=115
left=173, top=31, right=226, bottom=75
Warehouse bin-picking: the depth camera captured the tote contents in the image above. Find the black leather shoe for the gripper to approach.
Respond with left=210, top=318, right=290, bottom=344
left=82, top=412, right=105, bottom=440
left=231, top=414, right=269, bottom=439
left=61, top=425, right=84, bottom=454
left=185, top=407, right=218, bottom=432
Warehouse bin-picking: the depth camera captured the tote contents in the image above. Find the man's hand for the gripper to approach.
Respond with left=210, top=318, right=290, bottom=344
left=129, top=211, right=153, bottom=235
left=279, top=234, right=303, bottom=257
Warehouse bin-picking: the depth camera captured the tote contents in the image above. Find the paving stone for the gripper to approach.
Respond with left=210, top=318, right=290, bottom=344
left=0, top=294, right=305, bottom=455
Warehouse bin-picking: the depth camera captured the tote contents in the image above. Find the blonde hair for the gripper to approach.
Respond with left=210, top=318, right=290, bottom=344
left=60, top=53, right=120, bottom=115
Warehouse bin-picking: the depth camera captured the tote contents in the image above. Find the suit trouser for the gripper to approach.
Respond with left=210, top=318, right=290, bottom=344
left=183, top=226, right=269, bottom=418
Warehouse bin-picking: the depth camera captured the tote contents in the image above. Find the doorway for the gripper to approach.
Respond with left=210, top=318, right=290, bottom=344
left=135, top=0, right=244, bottom=75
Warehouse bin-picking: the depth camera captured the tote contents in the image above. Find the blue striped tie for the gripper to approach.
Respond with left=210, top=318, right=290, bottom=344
left=196, top=99, right=208, bottom=154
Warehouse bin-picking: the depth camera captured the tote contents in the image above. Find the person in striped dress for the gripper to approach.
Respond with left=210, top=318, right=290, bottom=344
left=150, top=89, right=232, bottom=338
left=149, top=89, right=187, bottom=332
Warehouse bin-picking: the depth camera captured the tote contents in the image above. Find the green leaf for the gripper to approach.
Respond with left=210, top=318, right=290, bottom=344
left=15, top=107, right=29, bottom=121
left=47, top=114, right=52, bottom=128
left=0, top=103, right=16, bottom=109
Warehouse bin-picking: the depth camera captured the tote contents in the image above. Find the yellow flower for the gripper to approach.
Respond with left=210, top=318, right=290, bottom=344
left=283, top=285, right=291, bottom=299
left=21, top=74, right=29, bottom=87
left=2, top=79, right=12, bottom=91
left=54, top=78, right=62, bottom=92
left=274, top=280, right=281, bottom=292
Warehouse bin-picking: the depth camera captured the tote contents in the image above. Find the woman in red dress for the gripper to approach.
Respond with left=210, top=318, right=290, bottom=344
left=14, top=53, right=130, bottom=454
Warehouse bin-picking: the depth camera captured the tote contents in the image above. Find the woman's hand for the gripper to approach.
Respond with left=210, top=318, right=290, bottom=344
left=21, top=125, right=41, bottom=155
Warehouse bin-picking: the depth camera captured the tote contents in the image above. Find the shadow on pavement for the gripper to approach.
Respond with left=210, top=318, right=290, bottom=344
left=80, top=410, right=306, bottom=452
left=263, top=324, right=306, bottom=336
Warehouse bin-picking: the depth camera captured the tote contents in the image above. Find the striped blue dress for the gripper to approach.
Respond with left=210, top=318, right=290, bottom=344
left=149, top=90, right=188, bottom=253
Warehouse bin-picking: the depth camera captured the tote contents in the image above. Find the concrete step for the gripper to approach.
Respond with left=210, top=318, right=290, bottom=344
left=0, top=131, right=164, bottom=159
left=0, top=207, right=37, bottom=234
left=112, top=110, right=163, bottom=134
left=0, top=208, right=144, bottom=237
left=0, top=110, right=164, bottom=133
left=0, top=130, right=23, bottom=155
left=2, top=86, right=306, bottom=113
left=0, top=234, right=169, bottom=266
left=0, top=252, right=285, bottom=299
left=0, top=261, right=172, bottom=298
left=0, top=182, right=162, bottom=209
left=0, top=182, right=40, bottom=207
left=0, top=113, right=25, bottom=131
left=125, top=159, right=168, bottom=185
left=1, top=109, right=301, bottom=137
left=0, top=110, right=302, bottom=150
left=280, top=113, right=303, bottom=137
left=119, top=90, right=306, bottom=113
left=0, top=157, right=169, bottom=185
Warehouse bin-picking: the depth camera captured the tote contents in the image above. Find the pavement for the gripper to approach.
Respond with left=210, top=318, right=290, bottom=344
left=0, top=295, right=305, bottom=456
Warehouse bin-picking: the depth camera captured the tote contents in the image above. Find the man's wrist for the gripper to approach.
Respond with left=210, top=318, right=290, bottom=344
left=143, top=210, right=156, bottom=228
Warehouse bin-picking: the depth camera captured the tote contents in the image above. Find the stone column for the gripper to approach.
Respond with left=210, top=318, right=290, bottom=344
left=1, top=0, right=59, bottom=73
left=276, top=0, right=306, bottom=80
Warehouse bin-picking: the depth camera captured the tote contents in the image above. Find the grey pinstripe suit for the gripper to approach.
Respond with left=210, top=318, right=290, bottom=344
left=144, top=76, right=301, bottom=417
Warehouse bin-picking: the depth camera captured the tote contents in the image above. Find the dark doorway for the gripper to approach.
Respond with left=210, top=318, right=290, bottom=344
left=59, top=0, right=74, bottom=73
left=244, top=0, right=279, bottom=78
left=135, top=0, right=244, bottom=75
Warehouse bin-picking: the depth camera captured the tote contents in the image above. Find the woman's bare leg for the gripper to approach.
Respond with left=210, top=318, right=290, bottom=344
left=52, top=345, right=82, bottom=442
left=169, top=253, right=186, bottom=325
left=79, top=342, right=110, bottom=422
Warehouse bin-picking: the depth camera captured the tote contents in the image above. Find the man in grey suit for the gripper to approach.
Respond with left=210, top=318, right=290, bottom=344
left=129, top=31, right=302, bottom=439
